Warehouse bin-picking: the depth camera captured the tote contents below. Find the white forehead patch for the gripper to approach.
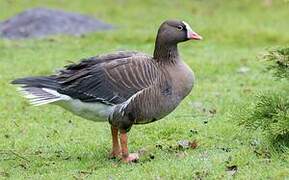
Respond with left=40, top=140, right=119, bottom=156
left=182, top=21, right=193, bottom=32
left=182, top=21, right=194, bottom=38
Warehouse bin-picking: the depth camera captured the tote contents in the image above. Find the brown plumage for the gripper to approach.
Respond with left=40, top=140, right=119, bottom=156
left=11, top=20, right=202, bottom=162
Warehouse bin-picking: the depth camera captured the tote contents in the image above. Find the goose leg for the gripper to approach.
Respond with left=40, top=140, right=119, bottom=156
left=120, top=130, right=139, bottom=163
left=109, top=126, right=121, bottom=158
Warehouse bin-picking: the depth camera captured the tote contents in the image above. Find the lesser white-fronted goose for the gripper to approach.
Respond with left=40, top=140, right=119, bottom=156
left=11, top=20, right=202, bottom=163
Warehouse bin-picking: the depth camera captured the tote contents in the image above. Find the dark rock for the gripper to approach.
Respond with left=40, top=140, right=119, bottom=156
left=0, top=7, right=114, bottom=39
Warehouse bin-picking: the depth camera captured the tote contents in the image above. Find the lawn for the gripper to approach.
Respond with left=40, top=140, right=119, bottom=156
left=1, top=0, right=289, bottom=179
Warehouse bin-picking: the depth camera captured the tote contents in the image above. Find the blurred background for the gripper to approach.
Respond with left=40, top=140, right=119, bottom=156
left=1, top=0, right=289, bottom=179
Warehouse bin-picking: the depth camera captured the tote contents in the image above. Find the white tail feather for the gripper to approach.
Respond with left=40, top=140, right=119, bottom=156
left=16, top=87, right=70, bottom=106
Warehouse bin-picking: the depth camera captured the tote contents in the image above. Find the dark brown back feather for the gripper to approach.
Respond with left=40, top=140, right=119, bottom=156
left=56, top=51, right=159, bottom=105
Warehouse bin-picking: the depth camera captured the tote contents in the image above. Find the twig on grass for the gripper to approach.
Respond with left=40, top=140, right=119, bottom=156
left=0, top=149, right=30, bottom=162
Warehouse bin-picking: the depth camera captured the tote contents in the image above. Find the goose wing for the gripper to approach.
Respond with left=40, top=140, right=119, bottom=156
left=56, top=51, right=159, bottom=105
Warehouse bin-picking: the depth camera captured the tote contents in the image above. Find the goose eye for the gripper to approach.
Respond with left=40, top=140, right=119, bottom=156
left=177, top=25, right=183, bottom=31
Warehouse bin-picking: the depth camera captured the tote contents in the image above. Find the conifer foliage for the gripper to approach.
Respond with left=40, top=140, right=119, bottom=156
left=238, top=47, right=289, bottom=149
left=263, top=47, right=289, bottom=79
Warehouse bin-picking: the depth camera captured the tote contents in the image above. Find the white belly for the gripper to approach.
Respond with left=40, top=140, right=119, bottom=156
left=56, top=99, right=115, bottom=122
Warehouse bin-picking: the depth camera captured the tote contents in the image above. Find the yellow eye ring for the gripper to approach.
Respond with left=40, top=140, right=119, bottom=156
left=177, top=25, right=183, bottom=31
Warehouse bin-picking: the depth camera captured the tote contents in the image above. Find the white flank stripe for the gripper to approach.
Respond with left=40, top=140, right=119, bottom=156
left=119, top=89, right=144, bottom=115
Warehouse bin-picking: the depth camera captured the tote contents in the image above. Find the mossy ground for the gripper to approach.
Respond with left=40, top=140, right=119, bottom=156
left=1, top=0, right=289, bottom=179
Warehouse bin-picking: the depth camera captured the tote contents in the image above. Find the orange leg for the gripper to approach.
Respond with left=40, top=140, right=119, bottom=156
left=120, top=130, right=139, bottom=163
left=109, top=126, right=121, bottom=158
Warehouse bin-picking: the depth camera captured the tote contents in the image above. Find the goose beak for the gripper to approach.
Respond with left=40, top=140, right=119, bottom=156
left=187, top=30, right=202, bottom=40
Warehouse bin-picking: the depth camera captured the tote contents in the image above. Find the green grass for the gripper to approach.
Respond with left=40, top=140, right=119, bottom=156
left=1, top=0, right=289, bottom=179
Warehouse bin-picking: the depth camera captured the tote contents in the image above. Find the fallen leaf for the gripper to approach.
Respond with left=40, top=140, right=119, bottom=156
left=79, top=170, right=92, bottom=175
left=226, top=165, right=238, bottom=176
left=34, top=150, right=42, bottom=155
left=189, top=140, right=198, bottom=149
left=191, top=101, right=204, bottom=111
left=176, top=151, right=188, bottom=159
left=111, top=163, right=118, bottom=167
left=243, top=87, right=252, bottom=93
left=64, top=156, right=71, bottom=160
left=194, top=170, right=209, bottom=179
left=137, top=148, right=148, bottom=156
left=19, top=163, right=27, bottom=169
left=209, top=108, right=217, bottom=115
left=237, top=66, right=250, bottom=74
left=177, top=140, right=190, bottom=149
left=0, top=171, right=9, bottom=177
left=177, top=140, right=198, bottom=149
